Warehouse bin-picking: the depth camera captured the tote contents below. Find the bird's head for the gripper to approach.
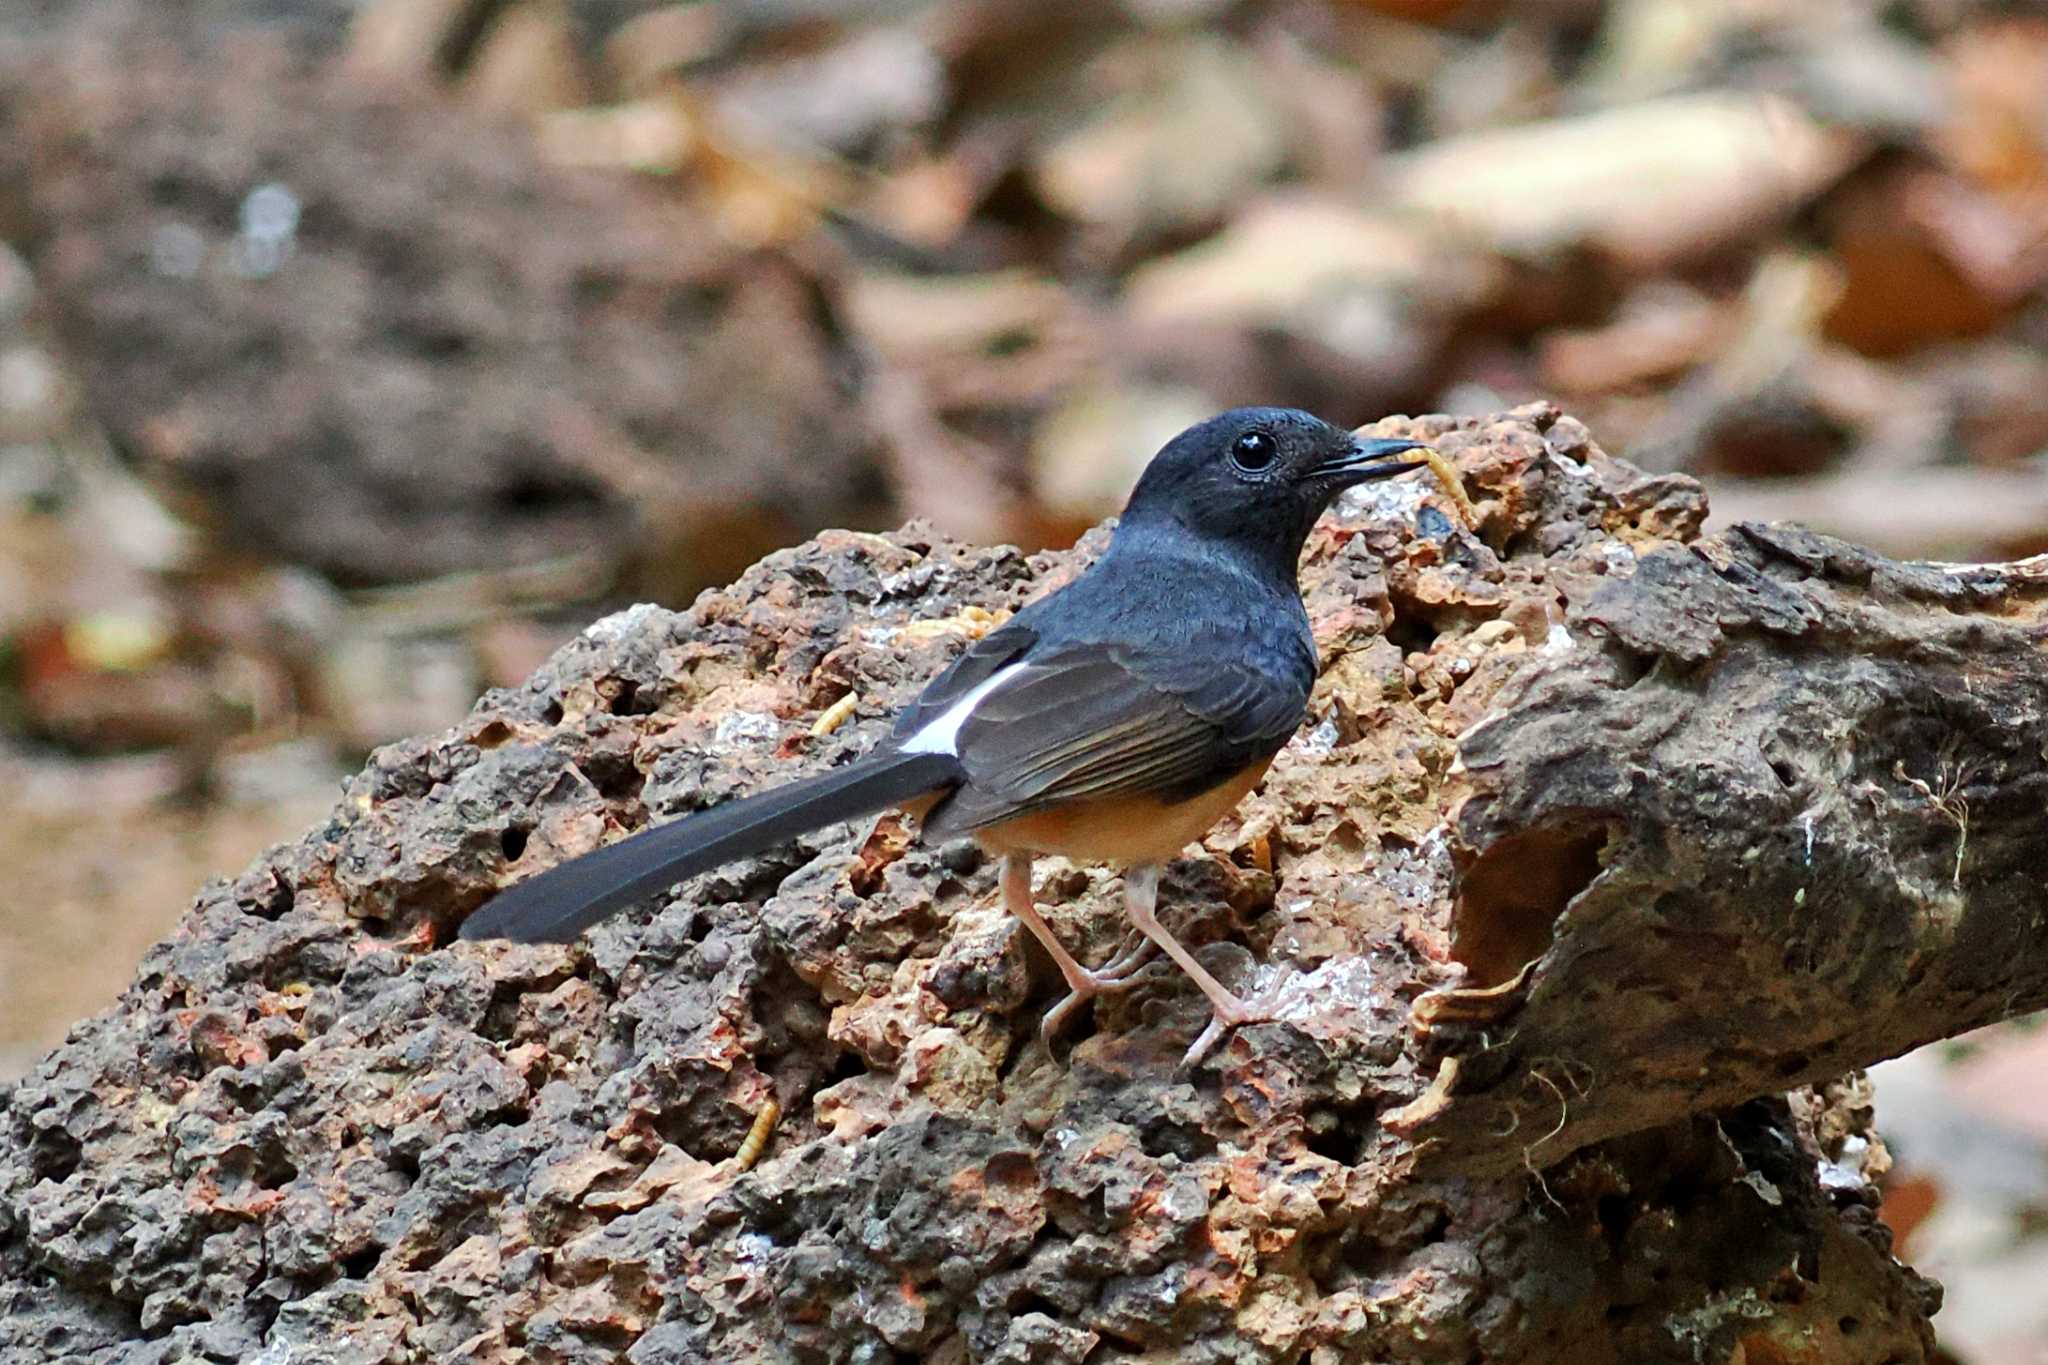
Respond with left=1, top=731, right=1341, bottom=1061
left=1117, top=406, right=1428, bottom=574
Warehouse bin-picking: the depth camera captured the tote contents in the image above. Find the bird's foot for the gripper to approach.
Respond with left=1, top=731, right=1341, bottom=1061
left=1038, top=935, right=1160, bottom=1048
left=1179, top=988, right=1273, bottom=1071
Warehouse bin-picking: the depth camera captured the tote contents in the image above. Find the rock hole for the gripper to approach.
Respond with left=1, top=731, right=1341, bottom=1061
left=477, top=972, right=562, bottom=1046
left=500, top=826, right=529, bottom=863
left=1451, top=823, right=1610, bottom=987
left=243, top=874, right=296, bottom=920
left=1137, top=1115, right=1217, bottom=1162
left=339, top=1244, right=383, bottom=1280
left=485, top=1099, right=531, bottom=1131
left=222, top=1071, right=269, bottom=1115
left=1088, top=1324, right=1148, bottom=1354
left=1007, top=1289, right=1064, bottom=1320
left=1609, top=643, right=1658, bottom=688
left=938, top=839, right=983, bottom=875
left=255, top=1149, right=299, bottom=1190
left=472, top=720, right=515, bottom=751
left=1301, top=1108, right=1373, bottom=1167
left=539, top=697, right=565, bottom=726
left=569, top=1326, right=630, bottom=1358
left=1386, top=614, right=1440, bottom=657
left=1333, top=1231, right=1382, bottom=1280
left=607, top=678, right=660, bottom=716
left=1838, top=1316, right=1861, bottom=1337
left=29, top=1129, right=83, bottom=1183
left=586, top=753, right=645, bottom=802
left=1761, top=731, right=1804, bottom=789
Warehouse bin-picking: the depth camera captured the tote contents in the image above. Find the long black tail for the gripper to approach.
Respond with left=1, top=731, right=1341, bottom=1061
left=459, top=750, right=963, bottom=944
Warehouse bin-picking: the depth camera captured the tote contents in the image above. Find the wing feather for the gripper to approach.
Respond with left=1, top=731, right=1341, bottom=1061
left=889, top=619, right=1039, bottom=746
left=922, top=639, right=1310, bottom=837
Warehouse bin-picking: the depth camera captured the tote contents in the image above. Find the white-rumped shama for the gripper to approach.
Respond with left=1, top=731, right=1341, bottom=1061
left=460, top=407, right=1430, bottom=1065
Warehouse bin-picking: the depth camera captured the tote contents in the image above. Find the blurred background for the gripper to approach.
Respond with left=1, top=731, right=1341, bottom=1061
left=0, top=0, right=2044, bottom=1357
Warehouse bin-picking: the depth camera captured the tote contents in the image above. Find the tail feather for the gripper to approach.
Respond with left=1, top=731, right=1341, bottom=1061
left=460, top=750, right=962, bottom=944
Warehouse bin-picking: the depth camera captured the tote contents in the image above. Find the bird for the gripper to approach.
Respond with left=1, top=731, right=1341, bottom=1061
left=460, top=407, right=1432, bottom=1065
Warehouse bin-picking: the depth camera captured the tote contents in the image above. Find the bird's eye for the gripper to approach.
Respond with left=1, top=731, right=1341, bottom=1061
left=1230, top=430, right=1278, bottom=473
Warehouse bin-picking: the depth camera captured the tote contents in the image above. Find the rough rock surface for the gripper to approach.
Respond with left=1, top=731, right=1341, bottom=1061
left=11, top=404, right=2040, bottom=1362
left=1410, top=519, right=2048, bottom=1177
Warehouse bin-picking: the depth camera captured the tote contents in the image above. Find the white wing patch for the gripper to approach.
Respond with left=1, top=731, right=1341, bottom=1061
left=899, top=665, right=1023, bottom=757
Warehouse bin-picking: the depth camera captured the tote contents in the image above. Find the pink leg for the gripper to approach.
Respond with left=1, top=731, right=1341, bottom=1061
left=1119, top=864, right=1262, bottom=1067
left=999, top=855, right=1156, bottom=1046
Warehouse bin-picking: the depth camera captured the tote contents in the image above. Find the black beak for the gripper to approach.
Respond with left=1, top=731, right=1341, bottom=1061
left=1312, top=435, right=1430, bottom=485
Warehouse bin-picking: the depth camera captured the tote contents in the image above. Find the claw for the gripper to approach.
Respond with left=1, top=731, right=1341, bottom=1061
left=1177, top=992, right=1271, bottom=1070
left=1039, top=989, right=1091, bottom=1051
left=1181, top=1014, right=1232, bottom=1070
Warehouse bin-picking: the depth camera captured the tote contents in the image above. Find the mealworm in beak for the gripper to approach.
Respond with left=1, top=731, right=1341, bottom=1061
left=1416, top=447, right=1478, bottom=530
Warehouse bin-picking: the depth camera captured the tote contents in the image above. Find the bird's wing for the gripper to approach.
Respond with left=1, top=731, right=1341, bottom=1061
left=889, top=618, right=1040, bottom=744
left=923, top=639, right=1308, bottom=836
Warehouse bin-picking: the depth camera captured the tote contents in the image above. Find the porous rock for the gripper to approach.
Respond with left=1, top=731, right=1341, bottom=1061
left=8, top=405, right=2018, bottom=1362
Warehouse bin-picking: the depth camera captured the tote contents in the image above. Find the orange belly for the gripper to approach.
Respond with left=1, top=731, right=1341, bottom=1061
left=966, top=758, right=1272, bottom=866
